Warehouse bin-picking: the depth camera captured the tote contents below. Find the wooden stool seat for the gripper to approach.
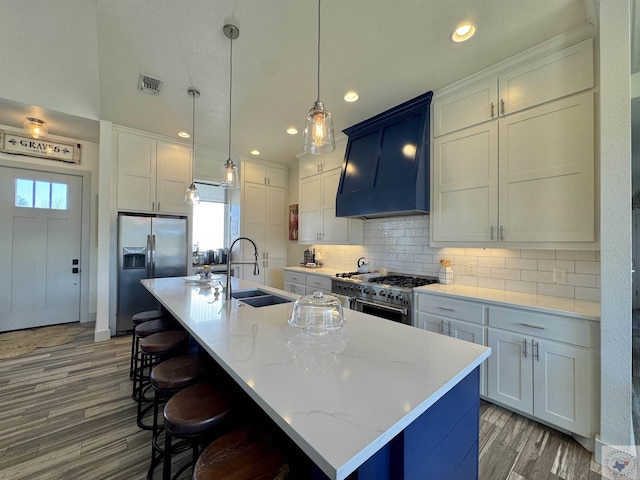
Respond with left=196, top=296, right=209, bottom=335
left=136, top=318, right=172, bottom=338
left=132, top=309, right=166, bottom=325
left=130, top=310, right=168, bottom=378
left=194, top=429, right=289, bottom=480
left=151, top=355, right=200, bottom=391
left=164, top=383, right=229, bottom=437
left=161, top=382, right=231, bottom=479
left=140, top=331, right=188, bottom=355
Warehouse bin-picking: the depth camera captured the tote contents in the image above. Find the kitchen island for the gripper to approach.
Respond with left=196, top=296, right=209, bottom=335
left=141, top=276, right=491, bottom=479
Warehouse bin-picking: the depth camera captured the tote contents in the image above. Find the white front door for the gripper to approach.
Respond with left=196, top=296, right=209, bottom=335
left=0, top=166, right=82, bottom=332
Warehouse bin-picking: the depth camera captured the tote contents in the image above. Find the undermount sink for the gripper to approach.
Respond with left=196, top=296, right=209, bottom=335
left=231, top=289, right=294, bottom=308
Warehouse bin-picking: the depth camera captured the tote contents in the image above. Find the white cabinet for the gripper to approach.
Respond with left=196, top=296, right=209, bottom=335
left=414, top=290, right=599, bottom=438
left=239, top=160, right=287, bottom=289
left=414, top=292, right=487, bottom=395
left=284, top=270, right=332, bottom=296
left=433, top=38, right=594, bottom=137
left=487, top=306, right=597, bottom=437
left=431, top=36, right=596, bottom=248
left=298, top=142, right=363, bottom=245
left=116, top=130, right=191, bottom=215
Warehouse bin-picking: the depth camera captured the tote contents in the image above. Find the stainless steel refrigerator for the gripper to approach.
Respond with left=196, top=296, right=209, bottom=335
left=116, top=213, right=188, bottom=333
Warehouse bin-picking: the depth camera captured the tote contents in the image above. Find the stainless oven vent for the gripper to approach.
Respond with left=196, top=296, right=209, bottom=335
left=138, top=73, right=163, bottom=95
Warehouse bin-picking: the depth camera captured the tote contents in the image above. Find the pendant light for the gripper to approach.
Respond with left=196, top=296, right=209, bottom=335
left=302, top=0, right=335, bottom=155
left=220, top=24, right=240, bottom=189
left=185, top=88, right=201, bottom=205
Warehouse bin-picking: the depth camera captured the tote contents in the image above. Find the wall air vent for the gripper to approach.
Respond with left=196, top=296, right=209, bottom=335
left=138, top=73, right=163, bottom=95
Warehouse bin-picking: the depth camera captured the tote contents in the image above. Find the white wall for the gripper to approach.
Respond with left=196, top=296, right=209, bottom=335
left=0, top=0, right=101, bottom=120
left=598, top=0, right=634, bottom=455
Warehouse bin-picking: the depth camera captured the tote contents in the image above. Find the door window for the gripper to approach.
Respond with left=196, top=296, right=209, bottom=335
left=15, top=178, right=68, bottom=210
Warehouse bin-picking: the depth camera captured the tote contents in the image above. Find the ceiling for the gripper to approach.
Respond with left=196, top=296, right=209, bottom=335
left=0, top=0, right=613, bottom=168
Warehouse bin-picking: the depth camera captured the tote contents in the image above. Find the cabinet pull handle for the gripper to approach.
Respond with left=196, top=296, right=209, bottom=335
left=439, top=321, right=444, bottom=335
left=447, top=321, right=452, bottom=336
left=438, top=306, right=454, bottom=312
left=317, top=164, right=321, bottom=173
left=499, top=225, right=505, bottom=241
left=157, top=202, right=160, bottom=211
left=265, top=252, right=268, bottom=259
left=519, top=323, right=545, bottom=330
left=490, top=102, right=495, bottom=118
left=152, top=201, right=155, bottom=211
left=534, top=341, right=540, bottom=361
left=490, top=225, right=495, bottom=240
left=523, top=339, right=528, bottom=358
left=268, top=177, right=271, bottom=185
left=500, top=98, right=505, bottom=115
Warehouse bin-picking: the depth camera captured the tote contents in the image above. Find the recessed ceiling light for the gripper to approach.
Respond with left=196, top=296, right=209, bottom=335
left=286, top=127, right=298, bottom=135
left=451, top=23, right=476, bottom=43
left=250, top=149, right=261, bottom=156
left=344, top=91, right=359, bottom=103
left=178, top=131, right=191, bottom=138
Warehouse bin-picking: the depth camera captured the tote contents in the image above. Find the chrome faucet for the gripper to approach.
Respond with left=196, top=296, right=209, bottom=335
left=226, top=236, right=260, bottom=300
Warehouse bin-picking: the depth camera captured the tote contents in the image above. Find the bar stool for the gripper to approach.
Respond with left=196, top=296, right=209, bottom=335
left=136, top=330, right=189, bottom=430
left=131, top=318, right=175, bottom=401
left=161, top=382, right=230, bottom=480
left=147, top=355, right=201, bottom=478
left=193, top=428, right=289, bottom=480
left=130, top=310, right=167, bottom=378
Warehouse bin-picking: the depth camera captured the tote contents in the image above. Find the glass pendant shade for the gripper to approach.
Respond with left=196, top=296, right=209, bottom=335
left=23, top=117, right=48, bottom=139
left=220, top=159, right=239, bottom=189
left=185, top=182, right=200, bottom=205
left=302, top=100, right=335, bottom=154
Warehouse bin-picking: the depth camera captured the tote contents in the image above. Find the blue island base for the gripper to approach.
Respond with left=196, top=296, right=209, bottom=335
left=312, top=367, right=480, bottom=480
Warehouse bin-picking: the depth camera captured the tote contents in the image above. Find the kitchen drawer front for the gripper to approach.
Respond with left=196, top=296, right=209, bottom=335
left=305, top=274, right=332, bottom=291
left=284, top=271, right=306, bottom=285
left=415, top=293, right=485, bottom=324
left=488, top=306, right=593, bottom=347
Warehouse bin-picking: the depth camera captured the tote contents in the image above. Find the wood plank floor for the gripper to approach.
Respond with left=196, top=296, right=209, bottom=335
left=0, top=323, right=608, bottom=480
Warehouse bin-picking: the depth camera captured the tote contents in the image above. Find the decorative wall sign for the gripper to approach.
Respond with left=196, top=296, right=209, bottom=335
left=0, top=131, right=81, bottom=164
left=289, top=204, right=299, bottom=240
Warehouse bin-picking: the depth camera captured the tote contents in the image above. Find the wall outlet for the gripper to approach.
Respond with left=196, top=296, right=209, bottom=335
left=467, top=264, right=476, bottom=276
left=553, top=267, right=567, bottom=284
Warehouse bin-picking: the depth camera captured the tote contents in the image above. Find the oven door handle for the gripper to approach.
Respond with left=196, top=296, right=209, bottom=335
left=355, top=299, right=408, bottom=316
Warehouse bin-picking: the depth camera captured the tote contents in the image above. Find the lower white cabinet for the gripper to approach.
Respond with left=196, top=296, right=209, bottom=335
left=414, top=293, right=487, bottom=396
left=284, top=270, right=332, bottom=297
left=415, top=290, right=599, bottom=439
left=487, top=325, right=592, bottom=437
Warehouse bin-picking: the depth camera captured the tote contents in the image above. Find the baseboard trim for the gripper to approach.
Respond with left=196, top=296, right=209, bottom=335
left=94, top=328, right=111, bottom=342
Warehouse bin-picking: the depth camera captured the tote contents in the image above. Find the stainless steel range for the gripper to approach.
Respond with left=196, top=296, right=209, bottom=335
left=331, top=272, right=439, bottom=325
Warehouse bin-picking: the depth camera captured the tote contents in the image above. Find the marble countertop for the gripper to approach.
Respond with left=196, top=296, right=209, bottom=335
left=141, top=276, right=490, bottom=480
left=415, top=284, right=600, bottom=320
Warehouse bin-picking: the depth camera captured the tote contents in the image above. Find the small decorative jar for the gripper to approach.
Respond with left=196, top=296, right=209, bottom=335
left=438, top=259, right=453, bottom=285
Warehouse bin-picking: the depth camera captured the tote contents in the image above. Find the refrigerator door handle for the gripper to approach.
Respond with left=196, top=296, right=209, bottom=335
left=151, top=234, right=157, bottom=278
left=146, top=234, right=153, bottom=278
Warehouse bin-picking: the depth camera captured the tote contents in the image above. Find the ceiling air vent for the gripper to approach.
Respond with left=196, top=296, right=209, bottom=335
left=138, top=73, right=163, bottom=95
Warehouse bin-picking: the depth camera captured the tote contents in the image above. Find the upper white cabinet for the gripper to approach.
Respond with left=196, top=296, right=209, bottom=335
left=297, top=140, right=363, bottom=245
left=431, top=34, right=597, bottom=248
left=239, top=159, right=287, bottom=289
left=116, top=130, right=191, bottom=215
left=433, top=38, right=593, bottom=137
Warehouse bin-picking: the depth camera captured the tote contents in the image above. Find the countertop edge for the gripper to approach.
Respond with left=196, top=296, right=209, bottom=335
left=414, top=284, right=600, bottom=321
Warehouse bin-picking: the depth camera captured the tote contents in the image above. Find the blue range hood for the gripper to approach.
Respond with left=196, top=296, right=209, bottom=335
left=336, top=91, right=432, bottom=219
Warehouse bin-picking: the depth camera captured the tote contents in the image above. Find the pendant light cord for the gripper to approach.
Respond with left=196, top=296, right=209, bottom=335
left=316, top=0, right=321, bottom=102
left=228, top=27, right=234, bottom=161
left=192, top=89, right=196, bottom=183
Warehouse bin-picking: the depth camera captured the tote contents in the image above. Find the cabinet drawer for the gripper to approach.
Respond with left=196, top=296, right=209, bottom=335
left=415, top=294, right=485, bottom=324
left=284, top=271, right=306, bottom=285
left=305, top=274, right=332, bottom=291
left=488, top=306, right=593, bottom=347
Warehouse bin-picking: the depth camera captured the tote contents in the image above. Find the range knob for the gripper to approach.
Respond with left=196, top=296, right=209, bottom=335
left=378, top=290, right=386, bottom=298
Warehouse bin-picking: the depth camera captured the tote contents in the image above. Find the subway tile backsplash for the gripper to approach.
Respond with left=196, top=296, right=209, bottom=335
left=311, top=215, right=600, bottom=302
